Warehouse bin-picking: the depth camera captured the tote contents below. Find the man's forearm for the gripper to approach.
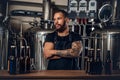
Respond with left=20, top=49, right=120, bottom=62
left=54, top=49, right=80, bottom=58
left=54, top=41, right=82, bottom=58
left=46, top=41, right=82, bottom=59
left=47, top=49, right=79, bottom=59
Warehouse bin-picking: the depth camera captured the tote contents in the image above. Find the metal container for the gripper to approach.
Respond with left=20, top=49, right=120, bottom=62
left=0, top=24, right=9, bottom=70
left=25, top=27, right=53, bottom=70
left=90, top=28, right=120, bottom=71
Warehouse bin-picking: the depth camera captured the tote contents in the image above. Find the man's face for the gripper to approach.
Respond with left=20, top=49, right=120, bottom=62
left=53, top=12, right=67, bottom=32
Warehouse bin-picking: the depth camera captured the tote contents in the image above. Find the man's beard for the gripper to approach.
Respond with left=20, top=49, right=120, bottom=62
left=56, top=22, right=66, bottom=33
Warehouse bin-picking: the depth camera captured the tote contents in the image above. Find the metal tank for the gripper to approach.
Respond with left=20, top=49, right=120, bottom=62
left=25, top=27, right=53, bottom=70
left=89, top=3, right=120, bottom=72
left=90, top=28, right=120, bottom=71
left=24, top=0, right=54, bottom=70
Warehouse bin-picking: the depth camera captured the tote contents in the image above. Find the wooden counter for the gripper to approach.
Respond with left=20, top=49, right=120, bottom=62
left=0, top=70, right=120, bottom=80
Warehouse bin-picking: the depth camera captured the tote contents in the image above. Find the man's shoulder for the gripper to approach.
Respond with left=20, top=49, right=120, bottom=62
left=46, top=31, right=56, bottom=37
left=70, top=31, right=81, bottom=36
left=45, top=31, right=56, bottom=42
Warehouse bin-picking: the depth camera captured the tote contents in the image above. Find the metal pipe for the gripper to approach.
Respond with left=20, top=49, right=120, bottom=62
left=43, top=0, right=51, bottom=29
left=111, top=0, right=117, bottom=23
left=81, top=24, right=86, bottom=70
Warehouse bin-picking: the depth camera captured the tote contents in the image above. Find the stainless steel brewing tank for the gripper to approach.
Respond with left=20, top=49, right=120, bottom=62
left=25, top=27, right=54, bottom=70
left=91, top=28, right=120, bottom=71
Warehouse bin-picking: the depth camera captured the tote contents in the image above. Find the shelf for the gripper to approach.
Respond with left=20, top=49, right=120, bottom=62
left=9, top=1, right=43, bottom=8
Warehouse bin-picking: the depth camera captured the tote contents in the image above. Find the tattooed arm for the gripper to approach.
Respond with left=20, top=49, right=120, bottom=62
left=44, top=41, right=82, bottom=59
left=43, top=42, right=61, bottom=59
left=54, top=41, right=82, bottom=58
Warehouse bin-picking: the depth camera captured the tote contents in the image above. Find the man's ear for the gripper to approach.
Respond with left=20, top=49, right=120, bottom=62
left=65, top=18, right=70, bottom=23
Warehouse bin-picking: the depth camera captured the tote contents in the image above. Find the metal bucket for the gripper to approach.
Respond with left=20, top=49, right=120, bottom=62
left=90, top=28, right=120, bottom=71
left=0, top=25, right=9, bottom=70
left=25, top=27, right=53, bottom=70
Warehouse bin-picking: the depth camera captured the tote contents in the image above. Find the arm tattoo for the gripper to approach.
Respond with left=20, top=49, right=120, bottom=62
left=71, top=41, right=82, bottom=55
left=66, top=50, right=72, bottom=56
left=56, top=50, right=71, bottom=57
left=55, top=41, right=82, bottom=58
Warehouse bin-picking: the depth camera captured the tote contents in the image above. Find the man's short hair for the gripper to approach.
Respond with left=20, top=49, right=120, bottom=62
left=53, top=9, right=68, bottom=18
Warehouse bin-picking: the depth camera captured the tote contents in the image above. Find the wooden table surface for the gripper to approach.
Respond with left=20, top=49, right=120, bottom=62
left=0, top=70, right=120, bottom=80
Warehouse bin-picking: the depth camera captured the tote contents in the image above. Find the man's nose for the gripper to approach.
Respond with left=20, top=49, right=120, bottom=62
left=54, top=20, right=58, bottom=24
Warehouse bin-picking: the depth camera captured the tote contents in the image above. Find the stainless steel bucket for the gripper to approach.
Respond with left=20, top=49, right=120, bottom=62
left=0, top=25, right=9, bottom=70
left=25, top=27, right=53, bottom=70
left=90, top=28, right=120, bottom=71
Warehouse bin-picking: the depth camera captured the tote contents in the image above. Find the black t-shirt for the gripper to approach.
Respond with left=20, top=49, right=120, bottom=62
left=44, top=31, right=82, bottom=70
